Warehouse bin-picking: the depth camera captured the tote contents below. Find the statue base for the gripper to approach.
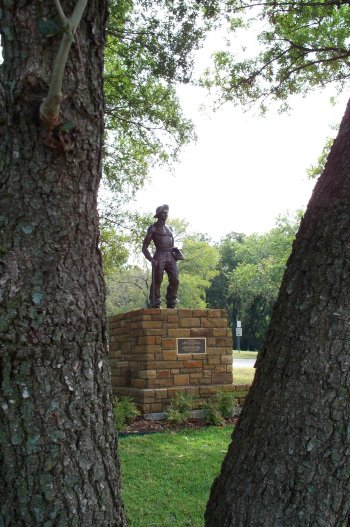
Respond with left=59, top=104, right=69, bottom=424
left=108, top=308, right=237, bottom=414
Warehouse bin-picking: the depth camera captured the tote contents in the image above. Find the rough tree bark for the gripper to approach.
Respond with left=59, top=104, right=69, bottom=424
left=206, top=99, right=350, bottom=526
left=0, top=2, right=127, bottom=525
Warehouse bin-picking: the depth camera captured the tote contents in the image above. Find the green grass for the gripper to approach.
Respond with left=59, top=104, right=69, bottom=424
left=232, top=350, right=257, bottom=386
left=232, top=350, right=258, bottom=359
left=118, top=427, right=233, bottom=527
left=232, top=367, right=256, bottom=386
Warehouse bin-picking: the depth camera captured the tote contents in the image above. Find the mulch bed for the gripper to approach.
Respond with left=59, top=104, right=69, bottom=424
left=119, top=416, right=238, bottom=436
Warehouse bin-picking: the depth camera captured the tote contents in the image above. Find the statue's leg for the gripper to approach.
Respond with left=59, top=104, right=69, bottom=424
left=149, top=257, right=164, bottom=307
left=165, top=257, right=179, bottom=308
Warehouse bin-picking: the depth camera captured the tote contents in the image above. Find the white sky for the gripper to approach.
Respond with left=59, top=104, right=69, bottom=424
left=131, top=86, right=348, bottom=242
left=130, top=28, right=349, bottom=242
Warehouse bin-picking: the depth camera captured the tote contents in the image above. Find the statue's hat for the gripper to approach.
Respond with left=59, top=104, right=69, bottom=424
left=154, top=204, right=169, bottom=218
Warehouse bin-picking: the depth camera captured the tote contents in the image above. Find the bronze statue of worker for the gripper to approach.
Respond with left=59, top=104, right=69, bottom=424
left=142, top=204, right=184, bottom=308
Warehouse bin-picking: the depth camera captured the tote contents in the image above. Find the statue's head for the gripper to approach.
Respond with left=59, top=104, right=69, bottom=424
left=154, top=204, right=169, bottom=218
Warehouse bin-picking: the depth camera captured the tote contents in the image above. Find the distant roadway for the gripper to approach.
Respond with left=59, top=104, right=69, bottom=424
left=232, top=358, right=256, bottom=368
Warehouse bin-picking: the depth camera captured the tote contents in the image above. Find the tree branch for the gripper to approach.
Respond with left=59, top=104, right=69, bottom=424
left=40, top=0, right=88, bottom=128
left=233, top=1, right=348, bottom=12
left=286, top=39, right=349, bottom=55
left=54, top=0, right=68, bottom=26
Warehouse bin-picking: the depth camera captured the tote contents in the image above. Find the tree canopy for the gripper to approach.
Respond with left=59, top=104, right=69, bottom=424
left=206, top=213, right=300, bottom=349
left=102, top=0, right=234, bottom=217
left=202, top=1, right=350, bottom=111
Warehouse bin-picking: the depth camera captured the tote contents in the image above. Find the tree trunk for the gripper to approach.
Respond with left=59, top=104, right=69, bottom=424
left=0, top=2, right=127, bottom=525
left=206, top=99, right=350, bottom=526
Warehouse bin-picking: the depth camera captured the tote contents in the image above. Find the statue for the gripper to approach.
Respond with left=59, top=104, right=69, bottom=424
left=142, top=204, right=184, bottom=308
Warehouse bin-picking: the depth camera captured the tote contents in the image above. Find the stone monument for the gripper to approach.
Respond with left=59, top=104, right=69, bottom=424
left=108, top=205, right=237, bottom=415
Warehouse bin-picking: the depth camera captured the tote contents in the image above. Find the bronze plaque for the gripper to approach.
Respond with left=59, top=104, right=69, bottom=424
left=177, top=337, right=206, bottom=355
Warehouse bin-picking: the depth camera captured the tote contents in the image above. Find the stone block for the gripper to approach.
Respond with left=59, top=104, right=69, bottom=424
left=142, top=329, right=167, bottom=336
left=152, top=360, right=182, bottom=370
left=167, top=387, right=185, bottom=398
left=212, top=373, right=229, bottom=384
left=141, top=321, right=163, bottom=329
left=157, top=370, right=170, bottom=378
left=149, top=403, right=163, bottom=413
left=168, top=328, right=191, bottom=338
left=151, top=314, right=168, bottom=321
left=155, top=389, right=168, bottom=400
left=177, top=309, right=193, bottom=317
left=163, top=350, right=177, bottom=360
left=139, top=370, right=157, bottom=379
left=173, top=374, right=189, bottom=385
left=148, top=378, right=173, bottom=388
left=212, top=328, right=227, bottom=337
left=185, top=360, right=203, bottom=368
left=185, top=386, right=200, bottom=397
left=207, top=309, right=221, bottom=318
left=190, top=328, right=213, bottom=337
left=159, top=308, right=178, bottom=315
left=221, top=354, right=233, bottom=365
left=138, top=336, right=156, bottom=345
left=207, top=356, right=221, bottom=365
left=162, top=338, right=176, bottom=349
left=167, top=315, right=179, bottom=324
left=192, top=309, right=208, bottom=317
left=202, top=318, right=227, bottom=328
left=131, top=379, right=145, bottom=388
left=180, top=318, right=200, bottom=328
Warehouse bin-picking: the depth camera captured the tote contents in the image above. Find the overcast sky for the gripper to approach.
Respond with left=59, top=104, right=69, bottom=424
left=131, top=85, right=348, bottom=242
left=130, top=26, right=349, bottom=242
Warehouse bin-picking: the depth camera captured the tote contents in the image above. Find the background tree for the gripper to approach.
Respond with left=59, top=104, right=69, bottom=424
left=205, top=2, right=350, bottom=525
left=229, top=213, right=300, bottom=348
left=206, top=232, right=245, bottom=345
left=176, top=235, right=219, bottom=308
left=106, top=265, right=150, bottom=314
left=206, top=215, right=299, bottom=350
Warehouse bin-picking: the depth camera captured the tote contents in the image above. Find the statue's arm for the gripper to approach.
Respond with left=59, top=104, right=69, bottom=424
left=142, top=227, right=154, bottom=263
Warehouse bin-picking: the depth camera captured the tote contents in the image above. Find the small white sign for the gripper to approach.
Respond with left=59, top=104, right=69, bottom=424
left=236, top=320, right=241, bottom=328
left=236, top=327, right=242, bottom=337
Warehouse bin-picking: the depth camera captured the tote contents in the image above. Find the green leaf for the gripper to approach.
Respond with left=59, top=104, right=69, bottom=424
left=61, top=121, right=75, bottom=132
left=38, top=18, right=62, bottom=38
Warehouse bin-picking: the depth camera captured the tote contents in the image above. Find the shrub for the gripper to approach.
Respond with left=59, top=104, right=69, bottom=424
left=202, top=400, right=225, bottom=426
left=202, top=391, right=236, bottom=426
left=213, top=391, right=237, bottom=419
left=167, top=392, right=195, bottom=424
left=113, top=396, right=140, bottom=431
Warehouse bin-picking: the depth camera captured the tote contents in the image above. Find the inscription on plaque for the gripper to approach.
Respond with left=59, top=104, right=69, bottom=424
left=177, top=337, right=206, bottom=355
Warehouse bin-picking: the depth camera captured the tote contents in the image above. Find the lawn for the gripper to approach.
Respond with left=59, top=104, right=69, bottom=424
left=232, top=367, right=256, bottom=385
left=118, top=426, right=233, bottom=527
left=232, top=350, right=257, bottom=385
left=232, top=350, right=258, bottom=359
